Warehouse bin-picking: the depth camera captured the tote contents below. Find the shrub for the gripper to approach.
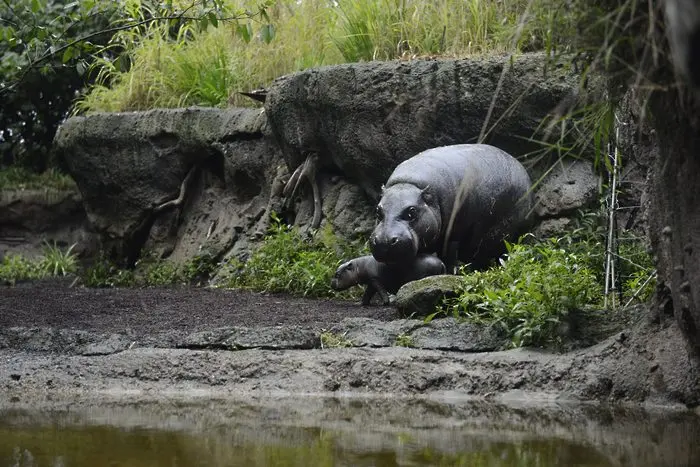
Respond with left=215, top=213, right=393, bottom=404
left=0, top=243, right=78, bottom=284
left=39, top=242, right=78, bottom=277
left=0, top=254, right=42, bottom=285
left=80, top=250, right=219, bottom=288
left=0, top=0, right=117, bottom=171
left=440, top=236, right=602, bottom=348
left=218, top=213, right=367, bottom=298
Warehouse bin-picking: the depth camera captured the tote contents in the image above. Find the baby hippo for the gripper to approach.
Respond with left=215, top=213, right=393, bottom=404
left=330, top=254, right=446, bottom=306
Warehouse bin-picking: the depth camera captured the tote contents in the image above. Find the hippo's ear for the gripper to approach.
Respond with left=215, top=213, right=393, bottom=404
left=420, top=185, right=434, bottom=204
left=380, top=184, right=386, bottom=193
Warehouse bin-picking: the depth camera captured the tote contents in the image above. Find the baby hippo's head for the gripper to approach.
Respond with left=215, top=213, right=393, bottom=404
left=330, top=259, right=361, bottom=291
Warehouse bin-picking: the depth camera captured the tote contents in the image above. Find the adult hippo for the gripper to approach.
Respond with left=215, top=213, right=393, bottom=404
left=369, top=144, right=533, bottom=272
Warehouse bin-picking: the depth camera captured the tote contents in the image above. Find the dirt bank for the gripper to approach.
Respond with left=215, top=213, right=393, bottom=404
left=0, top=279, right=698, bottom=409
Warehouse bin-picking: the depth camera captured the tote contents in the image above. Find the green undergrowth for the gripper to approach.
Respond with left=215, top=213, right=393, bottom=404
left=0, top=242, right=78, bottom=285
left=75, top=0, right=578, bottom=113
left=216, top=213, right=367, bottom=299
left=433, top=208, right=655, bottom=348
left=0, top=167, right=77, bottom=191
left=79, top=213, right=367, bottom=298
left=438, top=235, right=603, bottom=348
left=80, top=250, right=219, bottom=288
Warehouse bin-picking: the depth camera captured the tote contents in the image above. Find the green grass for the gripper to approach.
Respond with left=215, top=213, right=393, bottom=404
left=0, top=167, right=77, bottom=191
left=216, top=213, right=367, bottom=298
left=0, top=242, right=78, bottom=285
left=320, top=331, right=354, bottom=349
left=74, top=0, right=570, bottom=113
left=394, top=333, right=414, bottom=348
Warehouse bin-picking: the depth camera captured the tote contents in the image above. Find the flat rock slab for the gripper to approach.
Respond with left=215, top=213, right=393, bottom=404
left=181, top=326, right=319, bottom=350
left=328, top=317, right=506, bottom=351
left=0, top=327, right=135, bottom=356
left=411, top=318, right=508, bottom=351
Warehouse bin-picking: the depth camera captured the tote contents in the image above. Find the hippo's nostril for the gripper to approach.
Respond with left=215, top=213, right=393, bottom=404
left=390, top=237, right=399, bottom=245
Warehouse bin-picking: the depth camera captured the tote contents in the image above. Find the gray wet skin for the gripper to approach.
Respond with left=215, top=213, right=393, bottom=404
left=370, top=144, right=533, bottom=272
left=331, top=254, right=445, bottom=306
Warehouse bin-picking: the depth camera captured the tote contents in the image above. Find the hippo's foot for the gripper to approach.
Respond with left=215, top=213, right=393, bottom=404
left=283, top=152, right=322, bottom=229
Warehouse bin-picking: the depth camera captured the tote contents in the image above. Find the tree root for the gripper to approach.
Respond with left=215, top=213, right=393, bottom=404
left=153, top=166, right=198, bottom=214
left=283, top=153, right=322, bottom=229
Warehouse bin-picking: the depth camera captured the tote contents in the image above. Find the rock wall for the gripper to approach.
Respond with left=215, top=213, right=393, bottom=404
left=53, top=53, right=604, bottom=266
left=265, top=52, right=595, bottom=200
left=53, top=107, right=283, bottom=265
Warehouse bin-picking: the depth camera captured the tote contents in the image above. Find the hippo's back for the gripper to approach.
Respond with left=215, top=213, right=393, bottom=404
left=386, top=144, right=532, bottom=218
left=387, top=144, right=527, bottom=188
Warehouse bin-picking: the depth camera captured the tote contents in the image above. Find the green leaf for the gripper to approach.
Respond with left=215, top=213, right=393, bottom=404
left=61, top=46, right=74, bottom=63
left=76, top=59, right=87, bottom=76
left=208, top=11, right=218, bottom=28
left=31, top=0, right=42, bottom=13
left=236, top=22, right=252, bottom=43
left=259, top=23, right=275, bottom=44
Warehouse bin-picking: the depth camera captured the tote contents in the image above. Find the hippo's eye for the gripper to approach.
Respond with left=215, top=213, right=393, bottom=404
left=404, top=206, right=418, bottom=221
left=375, top=205, right=384, bottom=220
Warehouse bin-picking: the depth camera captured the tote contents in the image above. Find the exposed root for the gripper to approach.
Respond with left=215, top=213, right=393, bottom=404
left=283, top=153, right=323, bottom=229
left=153, top=166, right=198, bottom=214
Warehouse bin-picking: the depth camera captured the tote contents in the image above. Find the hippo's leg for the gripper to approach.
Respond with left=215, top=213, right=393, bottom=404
left=361, top=284, right=377, bottom=306
left=369, top=279, right=391, bottom=305
left=283, top=152, right=323, bottom=229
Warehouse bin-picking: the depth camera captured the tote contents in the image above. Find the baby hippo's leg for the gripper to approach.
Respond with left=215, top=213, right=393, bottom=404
left=361, top=284, right=377, bottom=306
left=367, top=278, right=391, bottom=306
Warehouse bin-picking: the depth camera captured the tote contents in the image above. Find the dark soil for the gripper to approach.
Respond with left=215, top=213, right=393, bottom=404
left=0, top=278, right=399, bottom=336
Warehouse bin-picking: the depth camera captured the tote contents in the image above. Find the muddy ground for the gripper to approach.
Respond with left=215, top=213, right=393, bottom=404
left=0, top=278, right=698, bottom=412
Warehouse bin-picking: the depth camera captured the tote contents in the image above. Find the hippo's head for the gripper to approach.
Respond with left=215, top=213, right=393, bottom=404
left=370, top=183, right=441, bottom=264
left=330, top=259, right=359, bottom=291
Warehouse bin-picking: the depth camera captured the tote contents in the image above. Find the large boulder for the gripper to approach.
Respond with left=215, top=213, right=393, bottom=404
left=53, top=107, right=280, bottom=264
left=265, top=52, right=598, bottom=200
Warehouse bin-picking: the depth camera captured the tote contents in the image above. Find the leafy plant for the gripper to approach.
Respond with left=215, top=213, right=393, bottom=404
left=0, top=243, right=79, bottom=284
left=38, top=241, right=78, bottom=276
left=182, top=250, right=220, bottom=285
left=0, top=253, right=42, bottom=285
left=217, top=212, right=366, bottom=298
left=440, top=236, right=602, bottom=348
left=394, top=333, right=414, bottom=348
left=320, top=331, right=354, bottom=349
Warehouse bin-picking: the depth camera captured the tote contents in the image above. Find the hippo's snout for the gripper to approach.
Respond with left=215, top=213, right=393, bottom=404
left=370, top=231, right=417, bottom=264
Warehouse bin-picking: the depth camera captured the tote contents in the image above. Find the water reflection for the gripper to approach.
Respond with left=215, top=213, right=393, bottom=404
left=0, top=396, right=697, bottom=467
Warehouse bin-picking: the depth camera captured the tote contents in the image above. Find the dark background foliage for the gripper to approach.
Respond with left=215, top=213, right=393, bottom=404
left=0, top=0, right=121, bottom=172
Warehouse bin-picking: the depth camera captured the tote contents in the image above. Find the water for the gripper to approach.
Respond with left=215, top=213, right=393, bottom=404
left=0, top=395, right=698, bottom=467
